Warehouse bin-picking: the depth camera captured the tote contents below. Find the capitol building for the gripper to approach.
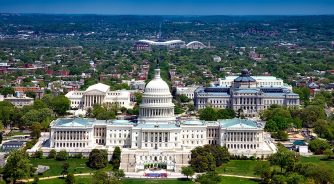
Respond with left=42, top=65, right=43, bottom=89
left=33, top=68, right=276, bottom=172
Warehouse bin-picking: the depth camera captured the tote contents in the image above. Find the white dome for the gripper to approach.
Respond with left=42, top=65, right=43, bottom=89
left=138, top=68, right=175, bottom=123
left=144, top=69, right=170, bottom=93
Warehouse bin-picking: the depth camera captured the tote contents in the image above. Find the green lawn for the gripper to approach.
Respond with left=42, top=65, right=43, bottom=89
left=35, top=176, right=258, bottom=184
left=221, top=176, right=259, bottom=184
left=34, top=176, right=92, bottom=184
left=30, top=158, right=112, bottom=177
left=36, top=177, right=192, bottom=184
left=300, top=156, right=334, bottom=170
left=216, top=160, right=265, bottom=176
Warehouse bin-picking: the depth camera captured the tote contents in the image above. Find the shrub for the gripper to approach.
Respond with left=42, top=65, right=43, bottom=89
left=56, top=150, right=69, bottom=161
left=48, top=149, right=56, bottom=159
left=33, top=150, right=43, bottom=159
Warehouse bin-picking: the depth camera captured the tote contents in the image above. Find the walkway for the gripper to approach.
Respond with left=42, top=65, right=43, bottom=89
left=20, top=172, right=260, bottom=182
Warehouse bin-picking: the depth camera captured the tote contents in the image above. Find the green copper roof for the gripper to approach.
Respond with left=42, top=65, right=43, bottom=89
left=218, top=118, right=259, bottom=129
left=54, top=118, right=94, bottom=127
left=181, top=120, right=204, bottom=125
left=111, top=119, right=134, bottom=125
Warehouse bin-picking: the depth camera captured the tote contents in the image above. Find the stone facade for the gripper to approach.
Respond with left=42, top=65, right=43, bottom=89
left=65, top=83, right=132, bottom=109
left=195, top=69, right=300, bottom=117
left=42, top=68, right=276, bottom=173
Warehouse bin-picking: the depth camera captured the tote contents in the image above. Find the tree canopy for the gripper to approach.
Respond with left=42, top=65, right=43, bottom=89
left=88, top=149, right=108, bottom=169
left=199, top=107, right=235, bottom=121
left=189, top=145, right=230, bottom=172
left=3, top=150, right=31, bottom=183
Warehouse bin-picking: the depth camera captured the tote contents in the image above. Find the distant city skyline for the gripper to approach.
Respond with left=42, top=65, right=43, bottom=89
left=0, top=0, right=334, bottom=15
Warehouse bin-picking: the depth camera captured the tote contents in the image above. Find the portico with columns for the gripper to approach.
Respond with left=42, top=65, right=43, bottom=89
left=40, top=67, right=277, bottom=173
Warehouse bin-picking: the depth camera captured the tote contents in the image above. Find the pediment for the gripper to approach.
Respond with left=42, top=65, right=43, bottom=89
left=84, top=89, right=106, bottom=95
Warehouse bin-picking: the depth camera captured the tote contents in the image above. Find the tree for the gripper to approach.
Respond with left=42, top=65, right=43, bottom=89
left=0, top=86, right=15, bottom=96
left=286, top=173, right=305, bottom=184
left=61, top=162, right=69, bottom=177
left=272, top=130, right=289, bottom=141
left=178, top=94, right=191, bottom=103
left=174, top=103, right=184, bottom=114
left=32, top=99, right=48, bottom=109
left=33, top=150, right=43, bottom=159
left=22, top=108, right=53, bottom=126
left=293, top=87, right=310, bottom=104
left=324, top=149, right=333, bottom=160
left=86, top=107, right=93, bottom=118
left=0, top=101, right=14, bottom=127
left=301, top=106, right=326, bottom=128
left=26, top=91, right=37, bottom=99
left=199, top=107, right=216, bottom=121
left=56, top=150, right=69, bottom=161
left=134, top=92, right=143, bottom=104
left=113, top=169, right=125, bottom=179
left=48, top=149, right=57, bottom=159
left=271, top=174, right=286, bottom=184
left=3, top=150, right=31, bottom=183
left=92, top=170, right=108, bottom=184
left=91, top=104, right=116, bottom=120
left=297, top=163, right=334, bottom=184
left=309, top=138, right=331, bottom=154
left=189, top=145, right=225, bottom=172
left=196, top=171, right=222, bottom=184
left=204, top=145, right=230, bottom=167
left=30, top=122, right=42, bottom=139
left=216, top=108, right=235, bottom=120
left=269, top=146, right=298, bottom=173
left=51, top=95, right=70, bottom=116
left=92, top=170, right=122, bottom=184
left=181, top=166, right=195, bottom=179
left=65, top=173, right=75, bottom=184
left=254, top=161, right=272, bottom=183
left=88, top=149, right=108, bottom=169
left=111, top=146, right=121, bottom=170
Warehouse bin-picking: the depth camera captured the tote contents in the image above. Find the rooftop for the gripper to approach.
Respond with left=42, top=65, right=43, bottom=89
left=234, top=69, right=256, bottom=83
left=53, top=118, right=94, bottom=127
left=181, top=120, right=204, bottom=126
left=135, top=123, right=180, bottom=129
left=85, top=83, right=110, bottom=93
left=219, top=118, right=259, bottom=129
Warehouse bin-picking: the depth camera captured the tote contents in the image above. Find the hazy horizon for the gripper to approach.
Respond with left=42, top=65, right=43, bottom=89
left=1, top=0, right=334, bottom=15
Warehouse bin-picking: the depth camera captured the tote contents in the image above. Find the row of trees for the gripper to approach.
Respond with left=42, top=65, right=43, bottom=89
left=199, top=107, right=236, bottom=121
left=0, top=94, right=70, bottom=129
left=261, top=105, right=326, bottom=131
left=255, top=145, right=334, bottom=184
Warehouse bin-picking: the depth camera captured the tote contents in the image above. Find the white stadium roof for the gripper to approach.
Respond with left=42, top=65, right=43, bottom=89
left=186, top=41, right=206, bottom=47
left=137, top=39, right=185, bottom=46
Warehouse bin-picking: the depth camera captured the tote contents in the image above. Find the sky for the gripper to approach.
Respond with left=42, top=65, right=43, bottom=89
left=0, top=0, right=334, bottom=15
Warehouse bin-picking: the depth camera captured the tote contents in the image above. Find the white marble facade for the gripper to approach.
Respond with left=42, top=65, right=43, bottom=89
left=46, top=68, right=276, bottom=172
left=65, top=83, right=132, bottom=109
left=195, top=69, right=300, bottom=117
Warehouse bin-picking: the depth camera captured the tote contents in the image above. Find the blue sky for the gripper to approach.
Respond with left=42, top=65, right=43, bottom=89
left=0, top=0, right=333, bottom=15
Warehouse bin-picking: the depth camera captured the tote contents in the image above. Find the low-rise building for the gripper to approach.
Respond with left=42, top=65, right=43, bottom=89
left=175, top=86, right=200, bottom=99
left=1, top=94, right=34, bottom=107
